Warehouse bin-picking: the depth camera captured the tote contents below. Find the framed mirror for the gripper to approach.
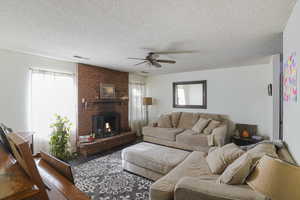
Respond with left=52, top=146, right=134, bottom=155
left=173, top=80, right=207, bottom=109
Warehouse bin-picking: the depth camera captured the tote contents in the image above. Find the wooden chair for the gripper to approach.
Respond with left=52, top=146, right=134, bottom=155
left=39, top=151, right=74, bottom=184
left=7, top=132, right=90, bottom=200
left=7, top=132, right=49, bottom=200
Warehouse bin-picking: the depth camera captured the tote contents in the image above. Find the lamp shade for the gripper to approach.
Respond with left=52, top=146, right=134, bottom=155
left=143, top=97, right=152, bottom=105
left=247, top=155, right=300, bottom=200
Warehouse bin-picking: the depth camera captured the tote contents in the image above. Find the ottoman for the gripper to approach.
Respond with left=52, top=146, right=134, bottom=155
left=122, top=142, right=190, bottom=181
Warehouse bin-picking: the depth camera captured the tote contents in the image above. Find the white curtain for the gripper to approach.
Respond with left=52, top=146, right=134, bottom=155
left=29, top=69, right=76, bottom=154
left=129, top=73, right=146, bottom=136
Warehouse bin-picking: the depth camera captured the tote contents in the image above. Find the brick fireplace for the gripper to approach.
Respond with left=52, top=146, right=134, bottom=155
left=92, top=111, right=121, bottom=138
left=77, top=64, right=129, bottom=140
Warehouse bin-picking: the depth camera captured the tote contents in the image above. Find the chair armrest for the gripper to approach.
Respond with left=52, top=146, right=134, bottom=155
left=174, top=177, right=267, bottom=200
left=207, top=125, right=227, bottom=147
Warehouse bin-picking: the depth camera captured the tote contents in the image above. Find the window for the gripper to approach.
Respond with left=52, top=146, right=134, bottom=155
left=29, top=69, right=76, bottom=153
left=128, top=73, right=146, bottom=135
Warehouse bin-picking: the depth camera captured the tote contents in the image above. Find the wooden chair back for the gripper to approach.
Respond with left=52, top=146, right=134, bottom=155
left=7, top=132, right=49, bottom=200
left=40, top=151, right=74, bottom=184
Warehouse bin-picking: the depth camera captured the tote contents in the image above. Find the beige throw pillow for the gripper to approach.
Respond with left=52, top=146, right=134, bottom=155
left=218, top=153, right=253, bottom=185
left=192, top=118, right=211, bottom=133
left=206, top=143, right=245, bottom=174
left=157, top=114, right=172, bottom=128
left=203, top=120, right=221, bottom=135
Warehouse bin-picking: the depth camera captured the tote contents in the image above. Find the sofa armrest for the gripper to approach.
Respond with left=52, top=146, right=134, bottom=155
left=174, top=177, right=267, bottom=200
left=207, top=125, right=227, bottom=147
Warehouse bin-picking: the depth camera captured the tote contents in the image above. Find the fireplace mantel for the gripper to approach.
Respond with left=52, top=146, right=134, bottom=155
left=82, top=99, right=128, bottom=111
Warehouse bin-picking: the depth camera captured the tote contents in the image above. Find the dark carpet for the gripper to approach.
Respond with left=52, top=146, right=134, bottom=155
left=73, top=150, right=153, bottom=200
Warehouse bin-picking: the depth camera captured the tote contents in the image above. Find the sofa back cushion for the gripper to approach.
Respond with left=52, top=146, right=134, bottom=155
left=247, top=143, right=278, bottom=163
left=199, top=113, right=222, bottom=121
left=157, top=114, right=172, bottom=128
left=170, top=112, right=182, bottom=128
left=177, top=112, right=200, bottom=129
left=206, top=143, right=245, bottom=174
left=277, top=146, right=296, bottom=164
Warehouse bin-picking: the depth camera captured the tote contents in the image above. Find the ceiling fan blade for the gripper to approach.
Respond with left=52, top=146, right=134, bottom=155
left=128, top=57, right=147, bottom=60
left=152, top=61, right=162, bottom=68
left=156, top=59, right=176, bottom=64
left=150, top=50, right=198, bottom=55
left=135, top=61, right=148, bottom=66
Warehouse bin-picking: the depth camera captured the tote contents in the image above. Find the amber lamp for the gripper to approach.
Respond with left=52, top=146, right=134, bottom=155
left=241, top=130, right=250, bottom=138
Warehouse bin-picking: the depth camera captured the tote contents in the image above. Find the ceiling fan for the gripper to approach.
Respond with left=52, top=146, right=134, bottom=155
left=129, top=50, right=197, bottom=68
left=129, top=52, right=177, bottom=68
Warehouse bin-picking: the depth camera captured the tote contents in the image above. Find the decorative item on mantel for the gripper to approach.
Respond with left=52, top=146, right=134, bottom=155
left=100, top=83, right=115, bottom=99
left=81, top=83, right=129, bottom=111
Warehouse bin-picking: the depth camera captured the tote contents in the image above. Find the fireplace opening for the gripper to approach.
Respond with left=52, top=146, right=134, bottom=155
left=92, top=112, right=120, bottom=138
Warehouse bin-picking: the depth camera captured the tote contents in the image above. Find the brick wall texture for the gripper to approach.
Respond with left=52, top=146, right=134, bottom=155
left=77, top=63, right=129, bottom=137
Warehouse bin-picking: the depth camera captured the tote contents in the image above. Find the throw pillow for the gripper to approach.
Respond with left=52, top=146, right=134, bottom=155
left=191, top=118, right=211, bottom=133
left=170, top=112, right=182, bottom=128
left=247, top=143, right=278, bottom=163
left=157, top=114, right=172, bottom=128
left=206, top=143, right=245, bottom=174
left=217, top=153, right=253, bottom=185
left=203, top=120, right=221, bottom=135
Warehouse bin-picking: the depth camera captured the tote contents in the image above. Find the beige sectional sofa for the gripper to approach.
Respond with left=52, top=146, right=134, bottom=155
left=143, top=112, right=235, bottom=152
left=122, top=142, right=295, bottom=200
left=122, top=111, right=296, bottom=200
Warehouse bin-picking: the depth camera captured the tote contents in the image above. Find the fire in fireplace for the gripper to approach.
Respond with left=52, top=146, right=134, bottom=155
left=92, top=112, right=120, bottom=138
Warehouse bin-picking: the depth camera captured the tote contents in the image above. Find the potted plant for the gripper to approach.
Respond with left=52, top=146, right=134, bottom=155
left=49, top=114, right=73, bottom=161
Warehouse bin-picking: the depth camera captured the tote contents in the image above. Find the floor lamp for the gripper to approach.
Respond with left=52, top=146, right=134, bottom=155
left=143, top=97, right=152, bottom=125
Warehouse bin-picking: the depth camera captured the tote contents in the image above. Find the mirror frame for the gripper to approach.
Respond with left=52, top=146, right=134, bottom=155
left=173, top=80, right=207, bottom=109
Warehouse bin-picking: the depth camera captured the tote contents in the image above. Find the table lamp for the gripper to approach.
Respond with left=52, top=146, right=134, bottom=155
left=143, top=97, right=152, bottom=125
left=247, top=155, right=300, bottom=200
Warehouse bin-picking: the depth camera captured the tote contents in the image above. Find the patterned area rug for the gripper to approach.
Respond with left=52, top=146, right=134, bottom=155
left=73, top=150, right=153, bottom=200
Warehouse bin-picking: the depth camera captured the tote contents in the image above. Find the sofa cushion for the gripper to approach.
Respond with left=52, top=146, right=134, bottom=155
left=142, top=127, right=184, bottom=141
left=192, top=118, right=211, bottom=133
left=174, top=177, right=267, bottom=200
left=158, top=114, right=173, bottom=128
left=206, top=143, right=245, bottom=174
left=203, top=120, right=221, bottom=135
left=170, top=112, right=182, bottom=128
left=247, top=143, right=278, bottom=163
left=177, top=112, right=200, bottom=129
left=176, top=129, right=209, bottom=147
left=150, top=151, right=214, bottom=200
left=122, top=142, right=190, bottom=175
left=218, top=153, right=253, bottom=185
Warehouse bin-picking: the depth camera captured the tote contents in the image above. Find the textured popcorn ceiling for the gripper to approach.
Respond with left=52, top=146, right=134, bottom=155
left=0, top=0, right=296, bottom=74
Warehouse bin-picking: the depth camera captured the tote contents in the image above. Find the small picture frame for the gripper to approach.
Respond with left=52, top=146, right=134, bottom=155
left=100, top=83, right=115, bottom=99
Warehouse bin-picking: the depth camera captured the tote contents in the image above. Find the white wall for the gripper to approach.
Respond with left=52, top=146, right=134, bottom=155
left=0, top=49, right=76, bottom=131
left=283, top=0, right=300, bottom=163
left=146, top=64, right=273, bottom=138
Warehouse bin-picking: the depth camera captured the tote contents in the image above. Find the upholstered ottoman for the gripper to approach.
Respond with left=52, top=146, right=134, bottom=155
left=122, top=142, right=190, bottom=180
